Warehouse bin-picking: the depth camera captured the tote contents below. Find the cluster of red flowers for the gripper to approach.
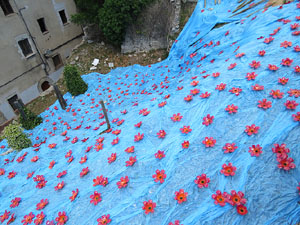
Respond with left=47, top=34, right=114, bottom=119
left=272, top=143, right=296, bottom=171
left=33, top=175, right=47, bottom=189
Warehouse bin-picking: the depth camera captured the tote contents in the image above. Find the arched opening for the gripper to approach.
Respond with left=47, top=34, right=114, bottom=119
left=41, top=81, right=50, bottom=91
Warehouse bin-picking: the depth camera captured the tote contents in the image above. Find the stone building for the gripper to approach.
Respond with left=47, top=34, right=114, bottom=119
left=0, top=0, right=83, bottom=125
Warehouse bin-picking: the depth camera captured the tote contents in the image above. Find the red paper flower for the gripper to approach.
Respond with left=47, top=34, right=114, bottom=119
left=97, top=214, right=111, bottom=225
left=235, top=53, right=245, bottom=58
left=69, top=189, right=79, bottom=202
left=48, top=143, right=56, bottom=149
left=288, top=89, right=300, bottom=98
left=117, top=176, right=129, bottom=189
left=142, top=200, right=156, bottom=214
left=190, top=80, right=199, bottom=86
left=202, top=114, right=214, bottom=126
left=55, top=211, right=68, bottom=225
left=277, top=155, right=296, bottom=171
left=7, top=171, right=16, bottom=179
left=31, top=156, right=39, bottom=162
left=248, top=144, right=263, bottom=157
left=80, top=167, right=89, bottom=177
left=212, top=190, right=227, bottom=207
left=49, top=160, right=55, bottom=169
left=278, top=77, right=289, bottom=85
left=174, top=189, right=188, bottom=204
left=194, top=174, right=210, bottom=188
left=184, top=95, right=193, bottom=102
left=65, top=150, right=72, bottom=158
left=295, top=66, right=300, bottom=73
left=225, top=104, right=238, bottom=114
left=171, top=113, right=183, bottom=122
left=281, top=58, right=293, bottom=66
left=34, top=212, right=45, bottom=225
left=155, top=150, right=165, bottom=159
left=258, top=99, right=272, bottom=109
left=216, top=83, right=226, bottom=91
left=57, top=170, right=67, bottom=178
left=10, top=197, right=21, bottom=208
left=264, top=37, right=274, bottom=44
left=126, top=156, right=137, bottom=167
left=252, top=84, right=264, bottom=91
left=190, top=89, right=200, bottom=96
left=249, top=60, right=260, bottom=69
left=212, top=72, right=220, bottom=77
left=152, top=169, right=167, bottom=183
left=93, top=175, right=108, bottom=187
left=157, top=130, right=167, bottom=138
left=90, top=191, right=102, bottom=205
left=0, top=168, right=5, bottom=176
left=280, top=41, right=292, bottom=48
left=79, top=155, right=87, bottom=164
left=270, top=90, right=284, bottom=99
left=125, top=146, right=135, bottom=153
left=134, top=133, right=144, bottom=142
left=134, top=121, right=142, bottom=128
left=229, top=87, right=242, bottom=96
left=245, top=124, right=260, bottom=136
left=228, top=190, right=247, bottom=206
left=246, top=72, right=257, bottom=80
left=236, top=205, right=248, bottom=215
left=223, top=143, right=238, bottom=153
left=292, top=112, right=300, bottom=122
left=182, top=141, right=190, bottom=149
left=36, top=199, right=48, bottom=210
left=221, top=163, right=236, bottom=176
left=284, top=100, right=298, bottom=109
left=108, top=153, right=116, bottom=163
left=22, top=212, right=35, bottom=225
left=258, top=50, right=265, bottom=56
left=54, top=181, right=65, bottom=191
left=158, top=101, right=167, bottom=107
left=180, top=126, right=192, bottom=134
left=228, top=63, right=237, bottom=70
left=202, top=137, right=216, bottom=147
left=111, top=137, right=119, bottom=145
left=200, top=92, right=211, bottom=98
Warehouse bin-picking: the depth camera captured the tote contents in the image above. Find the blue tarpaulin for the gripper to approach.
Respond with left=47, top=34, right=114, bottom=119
left=0, top=0, right=300, bottom=224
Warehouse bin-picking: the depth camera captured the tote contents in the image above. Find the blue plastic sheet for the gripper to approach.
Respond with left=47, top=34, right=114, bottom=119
left=0, top=0, right=300, bottom=224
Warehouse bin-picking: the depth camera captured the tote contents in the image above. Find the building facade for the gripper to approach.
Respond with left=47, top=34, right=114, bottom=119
left=0, top=0, right=83, bottom=125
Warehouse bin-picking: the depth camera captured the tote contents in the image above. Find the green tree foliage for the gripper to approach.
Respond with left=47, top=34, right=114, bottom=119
left=2, top=121, right=32, bottom=151
left=71, top=0, right=153, bottom=46
left=19, top=107, right=43, bottom=130
left=63, top=65, right=88, bottom=96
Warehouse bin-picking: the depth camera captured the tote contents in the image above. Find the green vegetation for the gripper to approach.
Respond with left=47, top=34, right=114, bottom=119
left=63, top=65, right=88, bottom=96
left=1, top=121, right=32, bottom=151
left=19, top=107, right=43, bottom=130
left=72, top=0, right=154, bottom=46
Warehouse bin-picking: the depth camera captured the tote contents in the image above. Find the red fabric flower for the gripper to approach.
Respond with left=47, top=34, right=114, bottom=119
left=155, top=150, right=165, bottom=159
left=157, top=130, right=167, bottom=138
left=228, top=190, right=247, bottom=206
left=190, top=89, right=200, bottom=96
left=174, top=189, right=188, bottom=204
left=281, top=58, right=293, bottom=66
left=57, top=170, right=67, bottom=178
left=288, top=89, right=300, bottom=98
left=212, top=72, right=220, bottom=77
left=268, top=64, right=279, bottom=71
left=184, top=95, right=193, bottom=102
left=228, top=63, right=237, bottom=70
left=134, top=121, right=142, bottom=128
left=126, top=156, right=137, bottom=167
left=292, top=112, right=300, bottom=122
left=220, top=163, right=236, bottom=176
left=90, top=191, right=102, bottom=205
left=284, top=100, right=298, bottom=109
left=216, top=83, right=226, bottom=91
left=229, top=87, right=242, bottom=96
left=10, top=197, right=21, bottom=208
left=97, top=214, right=111, bottom=225
left=277, top=155, right=296, bottom=171
left=125, top=146, right=135, bottom=153
left=278, top=77, right=289, bottom=85
left=0, top=168, right=5, bottom=176
left=80, top=167, right=89, bottom=177
left=236, top=205, right=248, bottom=215
left=34, top=212, right=45, bottom=225
left=223, top=143, right=238, bottom=153
left=194, top=174, right=210, bottom=188
left=280, top=41, right=292, bottom=48
left=79, top=155, right=87, bottom=164
left=55, top=211, right=68, bottom=225
left=295, top=65, right=300, bottom=73
left=108, top=153, right=116, bottom=163
left=202, top=114, right=214, bottom=126
left=248, top=144, right=263, bottom=157
left=54, top=181, right=65, bottom=191
left=249, top=60, right=261, bottom=69
left=171, top=113, right=183, bottom=122
left=252, top=84, right=264, bottom=91
left=202, top=137, right=216, bottom=147
left=180, top=126, right=192, bottom=134
left=69, top=189, right=79, bottom=202
left=264, top=37, right=274, bottom=44
left=246, top=72, right=257, bottom=80
left=258, top=50, right=265, bottom=56
left=212, top=190, right=227, bottom=207
left=21, top=212, right=35, bottom=225
left=182, top=141, right=190, bottom=149
left=245, top=124, right=260, bottom=136
left=36, top=199, right=48, bottom=210
left=200, top=92, right=211, bottom=98
left=258, top=99, right=272, bottom=109
left=270, top=90, right=284, bottom=99
left=152, top=169, right=167, bottom=183
left=225, top=104, right=238, bottom=114
left=7, top=171, right=16, bottom=179
left=111, top=137, right=119, bottom=145
left=142, top=200, right=156, bottom=214
left=294, top=45, right=300, bottom=52
left=134, top=133, right=144, bottom=142
left=93, top=175, right=108, bottom=187
left=117, top=176, right=129, bottom=189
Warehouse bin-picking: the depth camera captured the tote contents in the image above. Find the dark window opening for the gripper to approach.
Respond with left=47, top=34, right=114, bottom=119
left=52, top=54, right=63, bottom=70
left=0, top=0, right=14, bottom=16
left=18, top=39, right=33, bottom=57
left=8, top=95, right=22, bottom=111
left=41, top=81, right=50, bottom=91
left=37, top=18, right=48, bottom=33
left=58, top=10, right=68, bottom=25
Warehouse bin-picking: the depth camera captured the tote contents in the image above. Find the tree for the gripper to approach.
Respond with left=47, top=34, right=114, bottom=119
left=63, top=65, right=88, bottom=96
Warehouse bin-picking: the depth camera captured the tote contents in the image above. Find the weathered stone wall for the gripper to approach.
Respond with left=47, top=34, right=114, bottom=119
left=121, top=0, right=181, bottom=53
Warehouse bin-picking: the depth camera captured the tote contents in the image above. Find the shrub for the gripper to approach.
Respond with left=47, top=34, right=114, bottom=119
left=1, top=121, right=32, bottom=151
left=63, top=65, right=88, bottom=96
left=19, top=107, right=43, bottom=130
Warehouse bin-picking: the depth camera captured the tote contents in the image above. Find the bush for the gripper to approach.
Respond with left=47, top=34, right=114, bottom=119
left=1, top=121, right=32, bottom=151
left=19, top=107, right=43, bottom=130
left=98, top=0, right=154, bottom=46
left=63, top=65, right=88, bottom=96
left=71, top=0, right=103, bottom=25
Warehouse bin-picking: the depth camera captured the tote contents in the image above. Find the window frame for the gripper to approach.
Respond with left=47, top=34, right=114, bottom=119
left=37, top=17, right=48, bottom=34
left=17, top=38, right=34, bottom=58
left=52, top=54, right=63, bottom=70
left=0, top=0, right=14, bottom=16
left=58, top=9, right=68, bottom=25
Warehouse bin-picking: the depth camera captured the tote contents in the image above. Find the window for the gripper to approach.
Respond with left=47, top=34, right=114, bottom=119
left=7, top=95, right=22, bottom=111
left=58, top=10, right=68, bottom=25
left=37, top=18, right=48, bottom=33
left=18, top=39, right=33, bottom=57
left=0, top=0, right=14, bottom=16
left=52, top=54, right=63, bottom=70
